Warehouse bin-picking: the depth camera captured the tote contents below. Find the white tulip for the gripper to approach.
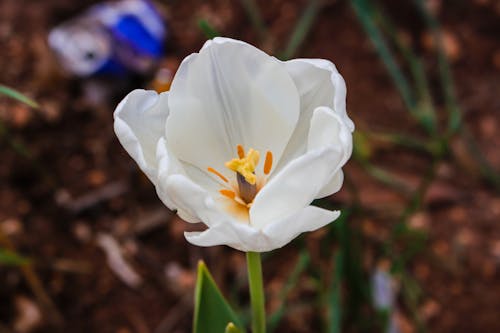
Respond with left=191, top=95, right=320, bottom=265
left=114, top=37, right=354, bottom=252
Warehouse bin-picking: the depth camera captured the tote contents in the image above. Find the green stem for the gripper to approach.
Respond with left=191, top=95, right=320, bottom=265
left=247, top=251, right=266, bottom=333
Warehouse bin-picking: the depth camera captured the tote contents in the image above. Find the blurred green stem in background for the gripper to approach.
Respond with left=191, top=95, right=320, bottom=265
left=0, top=248, right=29, bottom=266
left=0, top=121, right=33, bottom=159
left=0, top=84, right=55, bottom=186
left=268, top=251, right=310, bottom=332
left=0, top=229, right=63, bottom=326
left=239, top=0, right=268, bottom=42
left=351, top=0, right=499, bottom=192
left=350, top=0, right=430, bottom=132
left=198, top=19, right=220, bottom=39
left=373, top=6, right=437, bottom=135
left=350, top=0, right=437, bottom=134
left=281, top=0, right=320, bottom=60
left=0, top=84, right=39, bottom=109
left=328, top=250, right=343, bottom=333
left=413, top=0, right=500, bottom=190
left=412, top=0, right=462, bottom=135
left=0, top=83, right=39, bottom=159
left=247, top=252, right=266, bottom=333
left=324, top=209, right=372, bottom=333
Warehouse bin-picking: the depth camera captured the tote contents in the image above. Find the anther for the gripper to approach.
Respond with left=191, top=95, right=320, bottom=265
left=263, top=151, right=273, bottom=175
left=237, top=144, right=245, bottom=159
left=219, top=189, right=236, bottom=199
left=207, top=167, right=228, bottom=183
left=225, top=148, right=260, bottom=185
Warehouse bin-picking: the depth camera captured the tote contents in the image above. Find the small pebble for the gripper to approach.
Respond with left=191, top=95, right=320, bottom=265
left=421, top=29, right=461, bottom=62
left=448, top=206, right=467, bottom=224
left=11, top=104, right=32, bottom=128
left=408, top=212, right=430, bottom=231
left=414, top=262, right=431, bottom=280
left=0, top=218, right=23, bottom=236
left=13, top=296, right=42, bottom=333
left=72, top=221, right=92, bottom=243
left=455, top=228, right=476, bottom=247
left=432, top=240, right=450, bottom=257
left=86, top=169, right=107, bottom=187
left=490, top=240, right=500, bottom=261
left=164, top=262, right=195, bottom=291
left=479, top=115, right=497, bottom=138
left=419, top=299, right=441, bottom=321
left=481, top=260, right=496, bottom=279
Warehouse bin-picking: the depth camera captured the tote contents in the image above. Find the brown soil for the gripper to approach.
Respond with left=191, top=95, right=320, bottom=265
left=0, top=0, right=498, bottom=332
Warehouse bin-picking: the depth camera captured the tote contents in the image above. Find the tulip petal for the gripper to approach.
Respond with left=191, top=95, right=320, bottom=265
left=316, top=170, right=344, bottom=199
left=114, top=89, right=169, bottom=182
left=185, top=222, right=267, bottom=252
left=262, top=205, right=340, bottom=248
left=250, top=146, right=344, bottom=230
left=155, top=138, right=198, bottom=221
left=166, top=38, right=300, bottom=181
left=277, top=59, right=353, bottom=171
left=185, top=205, right=339, bottom=252
left=163, top=174, right=223, bottom=225
left=308, top=106, right=353, bottom=198
left=288, top=58, right=353, bottom=131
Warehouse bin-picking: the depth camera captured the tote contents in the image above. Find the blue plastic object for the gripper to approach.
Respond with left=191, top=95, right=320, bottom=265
left=48, top=0, right=166, bottom=77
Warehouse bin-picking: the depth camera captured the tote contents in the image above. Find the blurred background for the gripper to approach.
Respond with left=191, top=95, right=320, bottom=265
left=0, top=0, right=499, bottom=332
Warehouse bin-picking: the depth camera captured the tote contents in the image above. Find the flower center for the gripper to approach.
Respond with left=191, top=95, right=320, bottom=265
left=226, top=146, right=260, bottom=185
left=206, top=145, right=273, bottom=208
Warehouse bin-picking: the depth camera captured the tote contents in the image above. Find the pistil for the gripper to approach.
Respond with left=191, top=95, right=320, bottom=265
left=237, top=172, right=257, bottom=204
left=225, top=146, right=261, bottom=204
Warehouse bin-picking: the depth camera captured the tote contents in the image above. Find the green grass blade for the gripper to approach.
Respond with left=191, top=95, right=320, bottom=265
left=350, top=0, right=419, bottom=121
left=281, top=0, right=320, bottom=60
left=335, top=211, right=371, bottom=329
left=0, top=248, right=29, bottom=266
left=373, top=9, right=437, bottom=134
left=0, top=121, right=32, bottom=159
left=328, top=250, right=343, bottom=333
left=367, top=131, right=433, bottom=153
left=353, top=131, right=414, bottom=194
left=462, top=128, right=500, bottom=192
left=239, top=0, right=267, bottom=40
left=0, top=84, right=39, bottom=109
left=268, top=251, right=310, bottom=332
left=198, top=19, right=220, bottom=39
left=413, top=0, right=462, bottom=134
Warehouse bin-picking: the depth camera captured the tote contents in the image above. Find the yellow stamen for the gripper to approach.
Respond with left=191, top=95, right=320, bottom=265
left=225, top=148, right=260, bottom=185
left=219, top=189, right=236, bottom=199
left=263, top=151, right=273, bottom=175
left=207, top=167, right=228, bottom=183
left=237, top=144, right=245, bottom=159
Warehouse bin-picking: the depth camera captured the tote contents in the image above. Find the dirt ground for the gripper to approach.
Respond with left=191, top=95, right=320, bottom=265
left=0, top=0, right=499, bottom=332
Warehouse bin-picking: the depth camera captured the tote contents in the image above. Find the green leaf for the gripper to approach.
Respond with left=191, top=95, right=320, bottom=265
left=0, top=248, right=29, bottom=266
left=193, top=261, right=244, bottom=333
left=0, top=84, right=39, bottom=109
